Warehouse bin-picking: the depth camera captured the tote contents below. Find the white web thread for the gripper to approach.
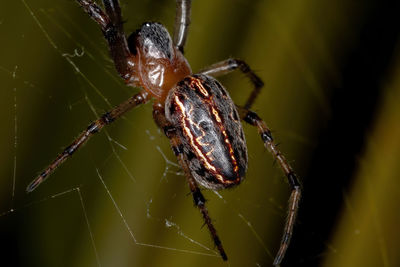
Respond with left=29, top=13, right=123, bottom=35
left=156, top=145, right=184, bottom=181
left=11, top=66, right=18, bottom=209
left=75, top=187, right=102, bottom=267
left=213, top=191, right=274, bottom=260
left=84, top=95, right=136, bottom=183
left=21, top=0, right=112, bottom=109
left=17, top=1, right=219, bottom=261
left=146, top=137, right=217, bottom=253
left=0, top=65, right=34, bottom=88
left=39, top=7, right=132, bottom=95
left=95, top=168, right=217, bottom=258
left=144, top=197, right=216, bottom=254
left=145, top=136, right=217, bottom=253
left=164, top=218, right=216, bottom=255
left=0, top=186, right=101, bottom=267
left=150, top=126, right=279, bottom=262
left=1, top=1, right=369, bottom=266
left=11, top=1, right=320, bottom=265
left=0, top=63, right=35, bottom=216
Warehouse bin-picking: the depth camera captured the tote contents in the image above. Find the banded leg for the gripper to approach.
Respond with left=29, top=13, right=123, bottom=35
left=237, top=106, right=301, bottom=266
left=184, top=168, right=228, bottom=261
left=153, top=104, right=228, bottom=261
left=199, top=58, right=264, bottom=109
left=27, top=91, right=149, bottom=192
left=173, top=0, right=192, bottom=53
left=76, top=0, right=132, bottom=79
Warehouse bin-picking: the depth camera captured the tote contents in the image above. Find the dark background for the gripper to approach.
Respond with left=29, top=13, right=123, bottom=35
left=1, top=0, right=400, bottom=266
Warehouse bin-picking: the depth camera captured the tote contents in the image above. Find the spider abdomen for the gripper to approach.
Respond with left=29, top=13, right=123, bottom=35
left=165, top=74, right=248, bottom=190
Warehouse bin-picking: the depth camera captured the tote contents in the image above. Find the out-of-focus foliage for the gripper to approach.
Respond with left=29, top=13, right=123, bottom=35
left=324, top=50, right=400, bottom=267
left=0, top=0, right=399, bottom=266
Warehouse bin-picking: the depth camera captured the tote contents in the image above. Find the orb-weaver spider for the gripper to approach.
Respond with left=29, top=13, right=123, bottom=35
left=27, top=0, right=301, bottom=265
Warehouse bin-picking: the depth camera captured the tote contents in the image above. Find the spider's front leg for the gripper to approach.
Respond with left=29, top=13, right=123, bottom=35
left=77, top=0, right=132, bottom=79
left=237, top=106, right=302, bottom=266
left=27, top=91, right=149, bottom=192
left=153, top=104, right=228, bottom=261
left=173, top=0, right=192, bottom=53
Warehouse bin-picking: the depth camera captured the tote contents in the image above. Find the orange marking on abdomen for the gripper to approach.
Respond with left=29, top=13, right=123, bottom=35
left=174, top=77, right=241, bottom=184
left=189, top=77, right=209, bottom=97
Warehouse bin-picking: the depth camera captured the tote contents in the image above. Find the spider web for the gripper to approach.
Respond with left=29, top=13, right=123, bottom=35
left=0, top=0, right=371, bottom=266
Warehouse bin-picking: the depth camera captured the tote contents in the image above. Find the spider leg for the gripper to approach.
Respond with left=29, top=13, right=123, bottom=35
left=173, top=0, right=192, bottom=53
left=184, top=167, right=228, bottom=261
left=153, top=104, right=228, bottom=261
left=237, top=106, right=301, bottom=266
left=76, top=0, right=132, bottom=79
left=27, top=91, right=149, bottom=193
left=199, top=58, right=264, bottom=109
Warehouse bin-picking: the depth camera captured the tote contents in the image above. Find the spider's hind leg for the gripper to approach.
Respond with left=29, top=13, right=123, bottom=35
left=237, top=106, right=302, bottom=266
left=152, top=103, right=228, bottom=261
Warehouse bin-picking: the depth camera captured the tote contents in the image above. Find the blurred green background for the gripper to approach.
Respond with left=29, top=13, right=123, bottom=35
left=1, top=0, right=399, bottom=266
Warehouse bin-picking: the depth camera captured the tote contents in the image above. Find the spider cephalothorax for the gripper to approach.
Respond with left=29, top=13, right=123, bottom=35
left=127, top=22, right=191, bottom=100
left=27, top=1, right=301, bottom=265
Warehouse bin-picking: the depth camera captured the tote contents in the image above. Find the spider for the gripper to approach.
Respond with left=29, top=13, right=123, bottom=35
left=26, top=0, right=301, bottom=265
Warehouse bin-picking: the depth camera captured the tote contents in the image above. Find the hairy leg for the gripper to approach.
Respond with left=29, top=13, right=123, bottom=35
left=27, top=91, right=149, bottom=192
left=173, top=0, right=192, bottom=53
left=199, top=58, right=264, bottom=109
left=76, top=0, right=132, bottom=79
left=238, top=106, right=301, bottom=266
left=153, top=103, right=228, bottom=260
